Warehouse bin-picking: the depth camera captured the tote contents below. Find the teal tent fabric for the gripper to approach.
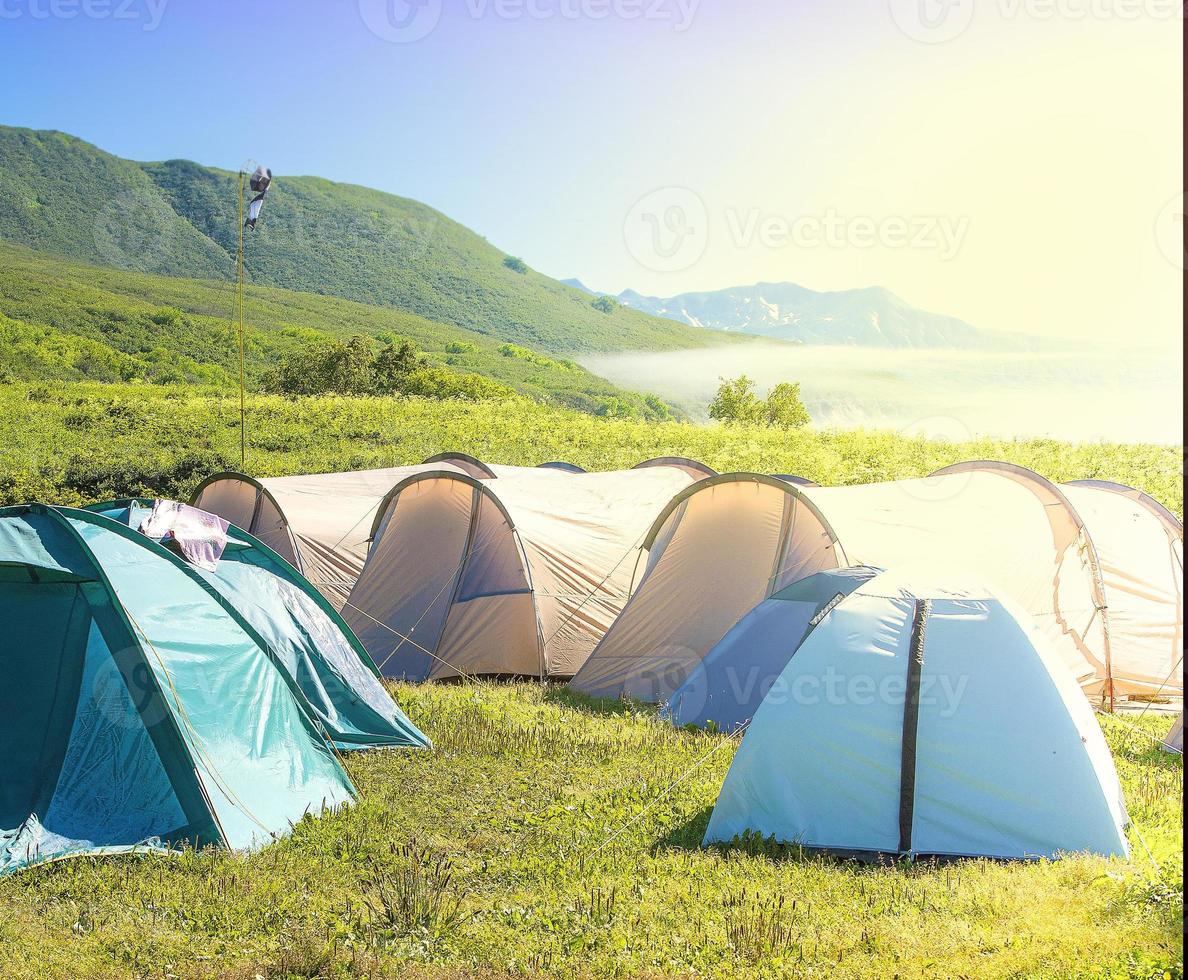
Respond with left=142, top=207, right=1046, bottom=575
left=0, top=505, right=356, bottom=876
left=88, top=499, right=429, bottom=752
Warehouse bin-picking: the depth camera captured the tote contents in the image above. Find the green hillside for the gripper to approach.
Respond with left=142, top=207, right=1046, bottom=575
left=0, top=243, right=672, bottom=418
left=0, top=126, right=725, bottom=354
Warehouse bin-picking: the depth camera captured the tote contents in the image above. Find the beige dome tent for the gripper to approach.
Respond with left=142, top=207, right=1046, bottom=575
left=572, top=462, right=1182, bottom=705
left=1059, top=479, right=1183, bottom=700
left=570, top=474, right=846, bottom=701
left=537, top=461, right=587, bottom=473
left=343, top=463, right=699, bottom=681
left=192, top=455, right=491, bottom=608
left=422, top=452, right=499, bottom=479
left=927, top=463, right=1183, bottom=700
left=633, top=457, right=718, bottom=479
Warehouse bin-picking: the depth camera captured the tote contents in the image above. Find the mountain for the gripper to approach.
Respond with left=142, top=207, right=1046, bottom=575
left=0, top=126, right=726, bottom=355
left=0, top=242, right=675, bottom=419
left=613, top=282, right=1002, bottom=349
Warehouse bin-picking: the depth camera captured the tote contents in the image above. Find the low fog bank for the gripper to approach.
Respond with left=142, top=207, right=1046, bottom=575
left=579, top=343, right=1182, bottom=445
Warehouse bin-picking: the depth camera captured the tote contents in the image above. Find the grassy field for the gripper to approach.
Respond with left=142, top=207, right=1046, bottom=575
left=0, top=683, right=1180, bottom=979
left=1, top=381, right=1181, bottom=977
left=1, top=383, right=1181, bottom=515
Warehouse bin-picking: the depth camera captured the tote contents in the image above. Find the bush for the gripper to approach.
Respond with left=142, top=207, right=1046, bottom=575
left=764, top=381, right=810, bottom=429
left=150, top=306, right=185, bottom=329
left=709, top=375, right=764, bottom=425
left=709, top=375, right=811, bottom=429
left=503, top=256, right=528, bottom=274
left=262, top=336, right=510, bottom=402
left=591, top=295, right=617, bottom=315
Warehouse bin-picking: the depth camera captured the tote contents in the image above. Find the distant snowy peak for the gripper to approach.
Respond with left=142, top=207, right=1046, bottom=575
left=611, top=282, right=1001, bottom=349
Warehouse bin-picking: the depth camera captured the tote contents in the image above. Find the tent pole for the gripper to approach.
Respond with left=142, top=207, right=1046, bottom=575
left=235, top=170, right=247, bottom=472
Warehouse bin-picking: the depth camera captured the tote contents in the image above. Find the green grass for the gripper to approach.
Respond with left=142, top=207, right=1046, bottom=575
left=0, top=379, right=1181, bottom=977
left=0, top=683, right=1180, bottom=979
left=1, top=383, right=1179, bottom=516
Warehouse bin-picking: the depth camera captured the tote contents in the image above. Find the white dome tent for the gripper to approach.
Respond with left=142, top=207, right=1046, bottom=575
left=703, top=569, right=1130, bottom=861
left=343, top=463, right=699, bottom=680
left=572, top=463, right=1181, bottom=705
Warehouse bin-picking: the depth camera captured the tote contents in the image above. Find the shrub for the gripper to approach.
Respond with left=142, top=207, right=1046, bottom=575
left=503, top=256, right=528, bottom=274
left=262, top=336, right=510, bottom=402
left=764, top=381, right=810, bottom=429
left=150, top=306, right=185, bottom=328
left=709, top=375, right=764, bottom=425
left=710, top=375, right=811, bottom=429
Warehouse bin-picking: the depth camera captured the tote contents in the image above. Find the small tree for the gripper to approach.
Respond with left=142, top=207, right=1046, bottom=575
left=591, top=295, right=617, bottom=314
left=326, top=335, right=376, bottom=395
left=264, top=336, right=374, bottom=396
left=708, top=375, right=763, bottom=425
left=763, top=381, right=811, bottom=429
left=503, top=256, right=528, bottom=274
left=709, top=375, right=812, bottom=428
left=263, top=343, right=336, bottom=396
left=373, top=340, right=426, bottom=395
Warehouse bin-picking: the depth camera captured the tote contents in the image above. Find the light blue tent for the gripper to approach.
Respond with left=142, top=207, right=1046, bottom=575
left=1, top=504, right=356, bottom=876
left=704, top=569, right=1130, bottom=860
left=87, top=499, right=429, bottom=752
left=666, top=566, right=881, bottom=732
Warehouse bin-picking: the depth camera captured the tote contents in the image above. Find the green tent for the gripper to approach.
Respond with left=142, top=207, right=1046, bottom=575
left=87, top=499, right=430, bottom=752
left=0, top=504, right=356, bottom=876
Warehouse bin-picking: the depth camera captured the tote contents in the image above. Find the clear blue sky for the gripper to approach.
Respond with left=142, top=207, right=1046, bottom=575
left=1, top=0, right=1180, bottom=346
